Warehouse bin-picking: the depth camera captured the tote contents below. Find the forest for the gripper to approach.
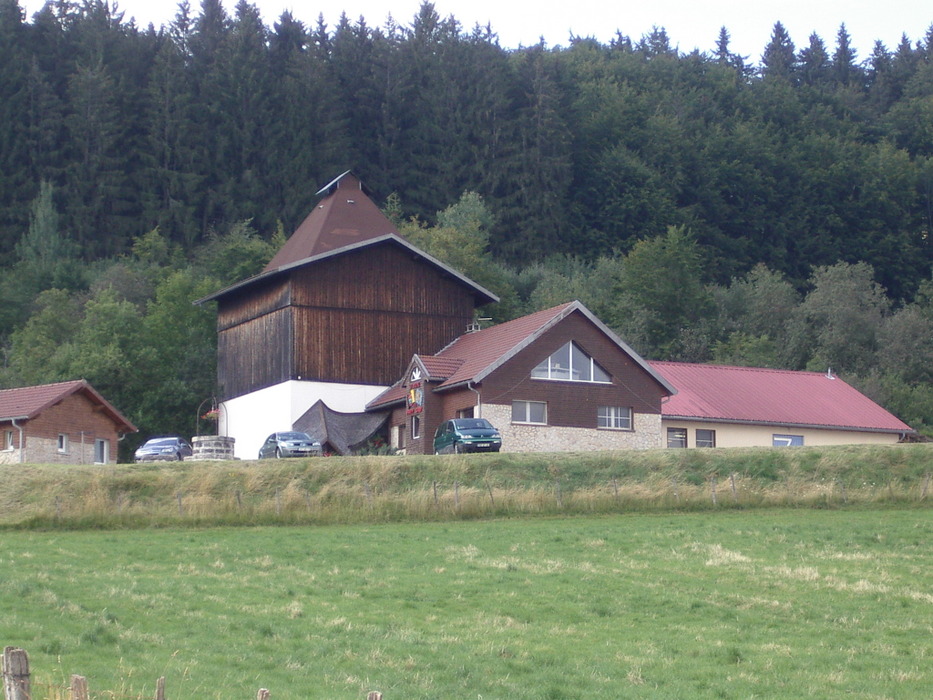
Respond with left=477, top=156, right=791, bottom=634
left=1, top=0, right=932, bottom=451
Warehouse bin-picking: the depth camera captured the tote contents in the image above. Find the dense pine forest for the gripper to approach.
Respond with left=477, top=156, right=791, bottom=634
left=1, top=0, right=932, bottom=451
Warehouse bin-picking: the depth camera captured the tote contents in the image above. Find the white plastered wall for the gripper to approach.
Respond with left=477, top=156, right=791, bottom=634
left=219, top=380, right=388, bottom=459
left=661, top=420, right=903, bottom=448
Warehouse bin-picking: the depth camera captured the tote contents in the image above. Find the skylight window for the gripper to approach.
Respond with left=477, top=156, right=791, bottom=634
left=531, top=342, right=611, bottom=383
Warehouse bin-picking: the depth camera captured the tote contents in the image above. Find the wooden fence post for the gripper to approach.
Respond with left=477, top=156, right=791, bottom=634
left=155, top=675, right=165, bottom=700
left=433, top=481, right=439, bottom=506
left=555, top=480, right=562, bottom=508
left=176, top=491, right=184, bottom=516
left=257, top=689, right=270, bottom=700
left=710, top=475, right=718, bottom=506
left=454, top=481, right=460, bottom=509
left=2, top=647, right=30, bottom=700
left=611, top=477, right=619, bottom=500
left=921, top=473, right=930, bottom=501
left=367, top=692, right=383, bottom=700
left=671, top=477, right=679, bottom=504
left=730, top=473, right=738, bottom=502
left=71, top=674, right=89, bottom=700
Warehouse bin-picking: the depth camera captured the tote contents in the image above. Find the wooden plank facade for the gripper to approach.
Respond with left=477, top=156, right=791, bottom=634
left=216, top=241, right=478, bottom=400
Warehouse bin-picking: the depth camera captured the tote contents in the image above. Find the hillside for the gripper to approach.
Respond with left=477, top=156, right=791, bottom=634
left=2, top=443, right=930, bottom=528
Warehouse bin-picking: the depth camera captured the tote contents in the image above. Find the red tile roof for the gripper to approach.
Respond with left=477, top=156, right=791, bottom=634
left=418, top=355, right=464, bottom=380
left=651, top=362, right=913, bottom=433
left=0, top=380, right=137, bottom=432
left=264, top=172, right=399, bottom=270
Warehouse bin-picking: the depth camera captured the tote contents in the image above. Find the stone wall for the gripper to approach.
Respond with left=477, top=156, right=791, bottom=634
left=188, top=435, right=237, bottom=460
left=483, top=404, right=662, bottom=453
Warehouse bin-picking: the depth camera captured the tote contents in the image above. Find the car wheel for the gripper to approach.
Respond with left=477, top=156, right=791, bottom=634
left=258, top=452, right=263, bottom=460
left=275, top=447, right=282, bottom=459
left=175, top=451, right=182, bottom=461
left=454, top=443, right=462, bottom=454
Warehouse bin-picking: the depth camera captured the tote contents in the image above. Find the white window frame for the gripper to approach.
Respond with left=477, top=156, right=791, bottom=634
left=531, top=342, right=611, bottom=383
left=3, top=430, right=13, bottom=451
left=412, top=415, right=421, bottom=440
left=773, top=434, right=804, bottom=447
left=94, top=438, right=108, bottom=464
left=57, top=433, right=68, bottom=453
left=597, top=406, right=633, bottom=430
left=512, top=400, right=547, bottom=425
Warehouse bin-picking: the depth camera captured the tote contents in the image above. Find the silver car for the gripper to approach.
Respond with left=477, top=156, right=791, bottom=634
left=258, top=431, right=322, bottom=459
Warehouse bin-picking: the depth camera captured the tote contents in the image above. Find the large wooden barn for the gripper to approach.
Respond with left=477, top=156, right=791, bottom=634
left=197, top=172, right=497, bottom=458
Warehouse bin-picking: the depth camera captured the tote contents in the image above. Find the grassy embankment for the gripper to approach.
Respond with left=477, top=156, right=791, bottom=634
left=1, top=443, right=930, bottom=528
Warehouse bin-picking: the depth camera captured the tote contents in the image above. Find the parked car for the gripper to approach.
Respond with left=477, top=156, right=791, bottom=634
left=433, top=418, right=502, bottom=454
left=258, top=431, right=322, bottom=459
left=134, top=436, right=193, bottom=462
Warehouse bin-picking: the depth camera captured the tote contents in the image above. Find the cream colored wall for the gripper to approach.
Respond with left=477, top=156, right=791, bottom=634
left=661, top=419, right=902, bottom=448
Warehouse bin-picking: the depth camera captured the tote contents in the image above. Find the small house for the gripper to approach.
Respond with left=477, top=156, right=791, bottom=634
left=368, top=301, right=676, bottom=454
left=0, top=380, right=137, bottom=465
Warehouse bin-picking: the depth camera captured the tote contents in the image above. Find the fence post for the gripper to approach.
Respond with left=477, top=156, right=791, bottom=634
left=454, top=481, right=460, bottom=509
left=71, top=674, right=89, bottom=700
left=257, top=689, right=270, bottom=700
left=710, top=475, right=718, bottom=506
left=555, top=480, right=562, bottom=508
left=2, top=647, right=30, bottom=700
left=433, top=481, right=439, bottom=506
left=155, top=676, right=165, bottom=700
left=367, top=692, right=383, bottom=700
left=176, top=491, right=184, bottom=516
left=730, top=473, right=738, bottom=503
left=921, top=473, right=930, bottom=501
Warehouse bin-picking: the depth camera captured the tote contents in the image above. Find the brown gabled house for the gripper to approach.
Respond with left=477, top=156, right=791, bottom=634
left=196, top=171, right=497, bottom=459
left=367, top=301, right=676, bottom=454
left=0, top=380, right=137, bottom=465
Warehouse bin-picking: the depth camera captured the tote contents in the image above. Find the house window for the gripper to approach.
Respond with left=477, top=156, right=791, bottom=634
left=4, top=430, right=12, bottom=450
left=597, top=406, right=632, bottom=430
left=57, top=433, right=68, bottom=453
left=512, top=400, right=547, bottom=424
left=412, top=415, right=421, bottom=439
left=531, top=342, right=611, bottom=383
left=396, top=424, right=407, bottom=449
left=667, top=428, right=687, bottom=448
left=94, top=438, right=108, bottom=464
left=457, top=407, right=474, bottom=419
left=696, top=429, right=716, bottom=448
left=773, top=434, right=804, bottom=447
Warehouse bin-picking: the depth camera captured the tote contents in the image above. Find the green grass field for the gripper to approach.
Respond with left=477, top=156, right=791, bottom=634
left=2, top=509, right=931, bottom=699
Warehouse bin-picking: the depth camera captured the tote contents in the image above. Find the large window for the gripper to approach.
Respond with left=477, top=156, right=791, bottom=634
left=597, top=406, right=632, bottom=430
left=57, top=433, right=68, bottom=453
left=696, top=429, right=716, bottom=448
left=412, top=416, right=421, bottom=439
left=4, top=430, right=12, bottom=450
left=667, top=427, right=687, bottom=448
left=512, top=400, right=547, bottom=424
left=773, top=434, right=803, bottom=447
left=531, top=342, right=611, bottom=383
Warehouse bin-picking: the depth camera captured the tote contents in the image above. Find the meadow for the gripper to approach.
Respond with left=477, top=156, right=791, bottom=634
left=1, top=510, right=931, bottom=699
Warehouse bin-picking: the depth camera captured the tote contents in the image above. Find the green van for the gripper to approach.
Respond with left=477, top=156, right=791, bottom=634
left=433, top=418, right=502, bottom=454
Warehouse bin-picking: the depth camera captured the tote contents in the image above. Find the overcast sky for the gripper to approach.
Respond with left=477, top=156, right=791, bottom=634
left=19, top=0, right=932, bottom=63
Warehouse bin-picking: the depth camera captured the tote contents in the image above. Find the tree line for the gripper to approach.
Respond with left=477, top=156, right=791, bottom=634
left=1, top=0, right=932, bottom=448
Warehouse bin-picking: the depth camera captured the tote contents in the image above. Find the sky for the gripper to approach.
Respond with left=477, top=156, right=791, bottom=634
left=19, top=0, right=933, bottom=63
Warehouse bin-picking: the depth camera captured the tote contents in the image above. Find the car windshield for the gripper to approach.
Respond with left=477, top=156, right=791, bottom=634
left=278, top=432, right=311, bottom=441
left=144, top=438, right=177, bottom=447
left=453, top=419, right=492, bottom=430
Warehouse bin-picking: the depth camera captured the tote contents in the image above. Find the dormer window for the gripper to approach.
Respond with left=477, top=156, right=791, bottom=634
left=531, top=342, right=611, bottom=383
